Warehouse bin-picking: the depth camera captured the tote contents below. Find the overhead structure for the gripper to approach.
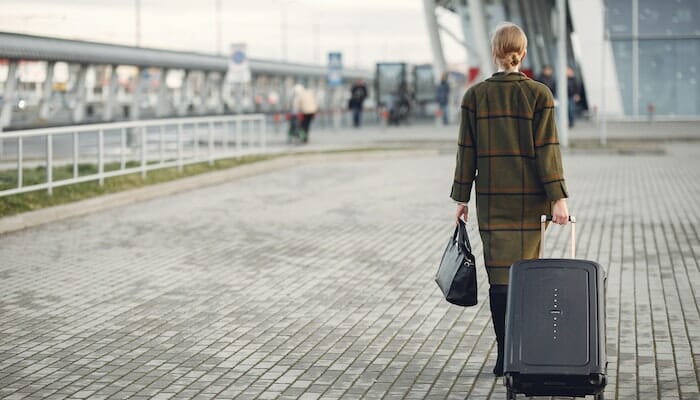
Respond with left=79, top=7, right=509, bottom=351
left=431, top=0, right=495, bottom=81
left=429, top=0, right=575, bottom=142
left=0, top=32, right=372, bottom=131
left=462, top=0, right=494, bottom=81
left=429, top=0, right=657, bottom=126
left=555, top=0, right=569, bottom=146
left=422, top=0, right=447, bottom=80
left=0, top=32, right=226, bottom=72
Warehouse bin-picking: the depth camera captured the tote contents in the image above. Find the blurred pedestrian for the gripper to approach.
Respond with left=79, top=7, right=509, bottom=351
left=388, top=82, right=411, bottom=125
left=292, top=84, right=318, bottom=143
left=451, top=22, right=569, bottom=377
left=536, top=65, right=556, bottom=97
left=567, top=66, right=581, bottom=128
left=349, top=79, right=368, bottom=128
left=436, top=73, right=450, bottom=125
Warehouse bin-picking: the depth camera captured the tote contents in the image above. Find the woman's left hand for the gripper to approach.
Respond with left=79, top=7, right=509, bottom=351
left=456, top=204, right=468, bottom=224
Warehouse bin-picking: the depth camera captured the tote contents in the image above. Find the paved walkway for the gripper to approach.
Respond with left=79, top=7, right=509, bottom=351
left=270, top=118, right=700, bottom=145
left=0, top=138, right=699, bottom=399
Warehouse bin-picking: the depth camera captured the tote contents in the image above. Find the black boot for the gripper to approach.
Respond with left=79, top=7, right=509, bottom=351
left=489, top=284, right=508, bottom=377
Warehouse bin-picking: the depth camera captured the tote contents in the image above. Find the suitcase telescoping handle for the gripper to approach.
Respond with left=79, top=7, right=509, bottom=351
left=539, top=214, right=576, bottom=259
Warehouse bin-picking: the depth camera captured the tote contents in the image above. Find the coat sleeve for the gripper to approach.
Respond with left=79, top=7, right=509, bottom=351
left=533, top=89, right=569, bottom=201
left=450, top=89, right=477, bottom=203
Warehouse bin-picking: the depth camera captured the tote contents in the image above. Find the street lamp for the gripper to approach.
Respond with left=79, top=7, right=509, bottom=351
left=135, top=0, right=141, bottom=47
left=216, top=0, right=222, bottom=55
left=280, top=0, right=297, bottom=61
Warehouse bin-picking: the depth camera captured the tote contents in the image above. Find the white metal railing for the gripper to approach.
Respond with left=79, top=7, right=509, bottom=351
left=0, top=114, right=267, bottom=197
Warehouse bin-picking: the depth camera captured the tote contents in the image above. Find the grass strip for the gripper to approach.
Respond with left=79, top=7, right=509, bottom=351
left=0, top=147, right=402, bottom=218
left=0, top=156, right=274, bottom=217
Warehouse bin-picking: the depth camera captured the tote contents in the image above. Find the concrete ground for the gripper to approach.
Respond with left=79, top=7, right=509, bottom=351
left=0, top=126, right=700, bottom=399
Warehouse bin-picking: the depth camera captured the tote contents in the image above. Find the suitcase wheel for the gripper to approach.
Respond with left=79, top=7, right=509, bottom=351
left=595, top=393, right=605, bottom=400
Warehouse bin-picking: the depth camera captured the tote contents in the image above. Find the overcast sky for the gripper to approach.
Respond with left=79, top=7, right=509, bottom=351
left=1, top=0, right=468, bottom=70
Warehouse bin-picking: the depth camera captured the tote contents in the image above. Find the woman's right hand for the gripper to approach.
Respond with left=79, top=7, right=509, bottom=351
left=552, top=199, right=569, bottom=225
left=456, top=204, right=468, bottom=224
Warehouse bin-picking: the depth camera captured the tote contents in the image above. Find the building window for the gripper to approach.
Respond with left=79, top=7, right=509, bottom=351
left=611, top=40, right=634, bottom=115
left=638, top=0, right=700, bottom=36
left=638, top=39, right=699, bottom=115
left=607, top=0, right=633, bottom=36
left=607, top=0, right=699, bottom=116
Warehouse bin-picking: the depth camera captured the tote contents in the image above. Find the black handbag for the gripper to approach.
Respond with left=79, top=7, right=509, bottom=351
left=435, top=219, right=478, bottom=306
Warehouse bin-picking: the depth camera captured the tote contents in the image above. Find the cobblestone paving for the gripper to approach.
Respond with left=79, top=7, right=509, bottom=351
left=1, top=142, right=699, bottom=400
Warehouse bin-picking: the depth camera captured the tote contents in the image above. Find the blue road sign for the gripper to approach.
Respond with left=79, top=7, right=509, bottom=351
left=232, top=50, right=246, bottom=64
left=328, top=52, right=343, bottom=87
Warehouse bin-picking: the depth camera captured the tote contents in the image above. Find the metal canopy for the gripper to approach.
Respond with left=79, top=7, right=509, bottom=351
left=0, top=31, right=373, bottom=80
left=250, top=58, right=372, bottom=81
left=0, top=32, right=227, bottom=71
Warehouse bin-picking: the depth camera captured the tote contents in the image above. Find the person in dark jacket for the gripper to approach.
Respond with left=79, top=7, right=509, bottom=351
left=536, top=65, right=556, bottom=96
left=349, top=79, right=368, bottom=128
left=567, top=67, right=581, bottom=128
left=451, top=22, right=570, bottom=377
left=436, top=73, right=450, bottom=125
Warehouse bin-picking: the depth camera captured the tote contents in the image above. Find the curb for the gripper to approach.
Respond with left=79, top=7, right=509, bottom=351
left=0, top=148, right=438, bottom=236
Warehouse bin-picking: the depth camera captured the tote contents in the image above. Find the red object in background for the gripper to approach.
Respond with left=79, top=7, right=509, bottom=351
left=647, top=103, right=655, bottom=114
left=521, top=69, right=533, bottom=78
left=273, top=113, right=281, bottom=123
left=468, top=67, right=480, bottom=83
left=381, top=109, right=389, bottom=120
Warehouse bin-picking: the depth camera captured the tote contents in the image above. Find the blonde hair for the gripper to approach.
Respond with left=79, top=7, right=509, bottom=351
left=491, top=22, right=528, bottom=69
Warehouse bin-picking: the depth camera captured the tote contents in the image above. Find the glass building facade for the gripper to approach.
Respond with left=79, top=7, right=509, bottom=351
left=607, top=0, right=699, bottom=116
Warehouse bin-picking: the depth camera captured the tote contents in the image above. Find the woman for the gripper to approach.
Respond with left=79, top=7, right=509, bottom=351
left=436, top=73, right=450, bottom=125
left=450, top=22, right=570, bottom=376
left=292, top=84, right=319, bottom=143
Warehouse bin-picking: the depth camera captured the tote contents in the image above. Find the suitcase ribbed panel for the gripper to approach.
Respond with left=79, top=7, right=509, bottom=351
left=504, top=258, right=607, bottom=397
left=520, top=265, right=590, bottom=367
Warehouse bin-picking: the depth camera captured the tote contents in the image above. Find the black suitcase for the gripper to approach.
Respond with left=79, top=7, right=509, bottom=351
left=504, top=215, right=607, bottom=400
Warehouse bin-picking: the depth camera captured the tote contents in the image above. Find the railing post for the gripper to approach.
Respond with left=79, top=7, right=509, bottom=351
left=47, top=135, right=53, bottom=195
left=73, top=131, right=78, bottom=178
left=98, top=129, right=104, bottom=186
left=159, top=124, right=165, bottom=163
left=222, top=121, right=228, bottom=154
left=120, top=127, right=126, bottom=170
left=261, top=116, right=267, bottom=152
left=17, top=137, right=22, bottom=189
left=177, top=123, right=183, bottom=173
left=194, top=122, right=199, bottom=160
left=208, top=121, right=214, bottom=166
left=141, top=126, right=147, bottom=179
left=236, top=119, right=242, bottom=159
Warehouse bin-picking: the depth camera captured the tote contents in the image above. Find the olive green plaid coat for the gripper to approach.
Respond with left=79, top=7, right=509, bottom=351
left=451, top=72, right=568, bottom=285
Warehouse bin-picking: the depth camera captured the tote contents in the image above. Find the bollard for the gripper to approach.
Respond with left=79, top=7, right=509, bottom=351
left=380, top=107, right=389, bottom=129
left=273, top=113, right=281, bottom=134
left=435, top=108, right=443, bottom=127
left=333, top=109, right=341, bottom=130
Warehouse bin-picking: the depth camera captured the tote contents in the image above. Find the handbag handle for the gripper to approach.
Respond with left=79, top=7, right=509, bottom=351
left=539, top=214, right=576, bottom=258
left=454, top=219, right=473, bottom=254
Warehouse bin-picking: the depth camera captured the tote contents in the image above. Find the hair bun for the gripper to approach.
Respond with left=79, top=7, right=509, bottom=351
left=509, top=53, right=520, bottom=67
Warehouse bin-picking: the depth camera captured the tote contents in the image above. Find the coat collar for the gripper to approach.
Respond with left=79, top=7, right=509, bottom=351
left=486, top=71, right=529, bottom=82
